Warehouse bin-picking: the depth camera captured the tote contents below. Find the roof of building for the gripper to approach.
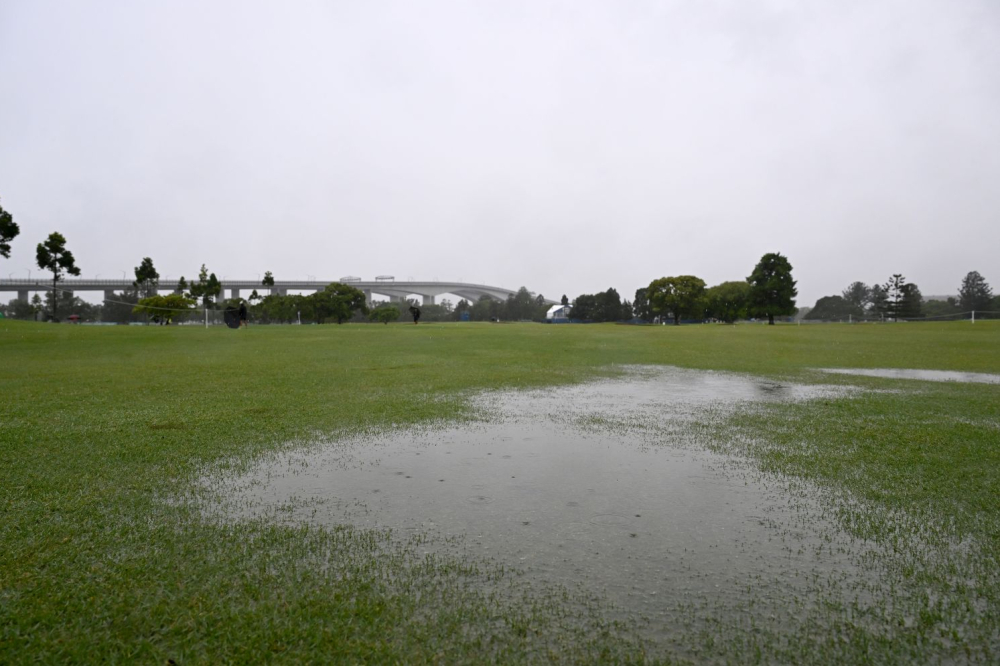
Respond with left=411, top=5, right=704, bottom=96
left=546, top=304, right=570, bottom=317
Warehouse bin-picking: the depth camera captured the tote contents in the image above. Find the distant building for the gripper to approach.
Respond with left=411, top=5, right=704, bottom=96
left=546, top=304, right=571, bottom=322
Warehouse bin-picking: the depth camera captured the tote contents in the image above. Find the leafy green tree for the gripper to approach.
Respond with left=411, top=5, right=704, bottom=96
left=560, top=294, right=569, bottom=306
left=254, top=293, right=297, bottom=324
left=621, top=299, right=633, bottom=321
left=452, top=299, right=471, bottom=321
left=569, top=293, right=597, bottom=321
left=899, top=283, right=923, bottom=319
left=101, top=288, right=140, bottom=323
left=0, top=197, right=20, bottom=259
left=413, top=302, right=454, bottom=322
left=132, top=294, right=196, bottom=323
left=249, top=289, right=261, bottom=303
left=596, top=288, right=624, bottom=322
left=958, top=271, right=992, bottom=312
left=4, top=297, right=38, bottom=320
left=176, top=276, right=188, bottom=295
left=190, top=265, right=221, bottom=306
left=262, top=271, right=275, bottom=288
left=841, top=282, right=870, bottom=312
left=312, top=282, right=368, bottom=324
left=470, top=295, right=501, bottom=321
left=189, top=266, right=207, bottom=304
left=881, top=274, right=906, bottom=321
left=133, top=257, right=160, bottom=299
left=49, top=291, right=100, bottom=321
left=747, top=253, right=797, bottom=325
left=804, top=295, right=863, bottom=321
left=36, top=232, right=81, bottom=320
left=207, top=273, right=221, bottom=303
left=567, top=289, right=627, bottom=322
left=370, top=305, right=400, bottom=324
left=632, top=288, right=653, bottom=322
left=867, top=284, right=887, bottom=317
left=648, top=276, right=707, bottom=325
left=706, top=281, right=751, bottom=323
left=504, top=287, right=544, bottom=321
left=293, top=294, right=315, bottom=324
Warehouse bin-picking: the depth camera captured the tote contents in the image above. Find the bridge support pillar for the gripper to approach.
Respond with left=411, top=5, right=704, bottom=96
left=363, top=289, right=372, bottom=306
left=231, top=288, right=240, bottom=301
left=18, top=289, right=28, bottom=303
left=422, top=294, right=435, bottom=306
left=389, top=295, right=402, bottom=303
left=104, top=290, right=115, bottom=303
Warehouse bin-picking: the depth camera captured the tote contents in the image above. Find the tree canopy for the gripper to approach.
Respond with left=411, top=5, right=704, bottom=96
left=804, top=295, right=863, bottom=321
left=867, top=284, right=888, bottom=317
left=189, top=264, right=221, bottom=306
left=36, top=232, right=81, bottom=320
left=881, top=274, right=906, bottom=321
left=747, top=253, right=797, bottom=325
left=569, top=288, right=625, bottom=322
left=705, top=281, right=750, bottom=323
left=958, top=271, right=992, bottom=311
left=647, top=276, right=707, bottom=325
left=899, top=283, right=923, bottom=319
left=313, top=282, right=368, bottom=324
left=133, top=257, right=160, bottom=299
left=369, top=305, right=400, bottom=324
left=0, top=197, right=19, bottom=260
left=841, top=281, right=871, bottom=312
left=632, top=288, right=653, bottom=322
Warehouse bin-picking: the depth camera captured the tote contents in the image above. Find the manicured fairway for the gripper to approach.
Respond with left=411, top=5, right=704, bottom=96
left=1, top=319, right=998, bottom=663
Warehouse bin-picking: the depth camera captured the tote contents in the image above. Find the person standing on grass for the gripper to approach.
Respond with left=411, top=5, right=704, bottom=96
left=239, top=300, right=248, bottom=328
left=409, top=305, right=421, bottom=324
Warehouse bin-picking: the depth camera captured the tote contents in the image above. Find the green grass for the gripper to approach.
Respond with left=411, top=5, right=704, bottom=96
left=1, top=319, right=998, bottom=663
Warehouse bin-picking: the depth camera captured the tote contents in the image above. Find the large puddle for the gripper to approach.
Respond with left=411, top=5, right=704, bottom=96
left=203, top=367, right=879, bottom=651
left=818, top=367, right=1000, bottom=384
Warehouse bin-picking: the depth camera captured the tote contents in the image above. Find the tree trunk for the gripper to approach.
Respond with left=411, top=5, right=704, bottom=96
left=52, top=273, right=58, bottom=321
left=673, top=313, right=680, bottom=325
left=768, top=314, right=775, bottom=325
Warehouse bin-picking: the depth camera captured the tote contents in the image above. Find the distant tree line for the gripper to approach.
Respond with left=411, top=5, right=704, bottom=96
left=804, top=271, right=997, bottom=321
left=3, top=211, right=994, bottom=328
left=563, top=252, right=797, bottom=325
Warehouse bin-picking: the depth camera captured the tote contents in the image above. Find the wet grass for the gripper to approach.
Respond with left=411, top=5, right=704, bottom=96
left=1, top=319, right=998, bottom=663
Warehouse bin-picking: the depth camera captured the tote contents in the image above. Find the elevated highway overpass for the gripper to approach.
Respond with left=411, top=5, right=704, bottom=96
left=0, top=278, right=554, bottom=307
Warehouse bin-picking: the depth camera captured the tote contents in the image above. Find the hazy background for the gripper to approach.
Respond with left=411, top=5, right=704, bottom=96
left=2, top=0, right=998, bottom=306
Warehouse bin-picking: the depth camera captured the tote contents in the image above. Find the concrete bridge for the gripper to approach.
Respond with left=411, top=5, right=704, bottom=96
left=0, top=278, right=552, bottom=307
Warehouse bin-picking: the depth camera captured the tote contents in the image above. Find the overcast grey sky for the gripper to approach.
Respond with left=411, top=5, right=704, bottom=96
left=1, top=0, right=998, bottom=306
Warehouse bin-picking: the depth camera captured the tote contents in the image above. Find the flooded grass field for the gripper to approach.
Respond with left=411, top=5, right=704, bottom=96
left=3, top=320, right=999, bottom=663
left=201, top=366, right=998, bottom=660
left=206, top=371, right=858, bottom=627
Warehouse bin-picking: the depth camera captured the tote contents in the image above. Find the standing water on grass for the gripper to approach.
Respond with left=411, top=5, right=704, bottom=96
left=202, top=367, right=891, bottom=655
left=817, top=367, right=1000, bottom=384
